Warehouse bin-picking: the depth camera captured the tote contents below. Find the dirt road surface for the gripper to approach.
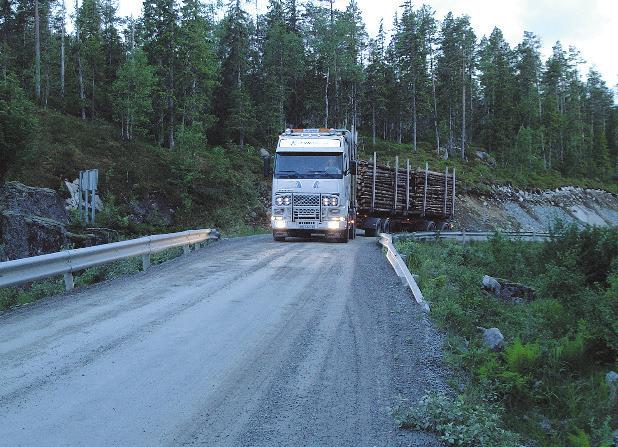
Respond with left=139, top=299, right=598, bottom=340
left=0, top=236, right=446, bottom=446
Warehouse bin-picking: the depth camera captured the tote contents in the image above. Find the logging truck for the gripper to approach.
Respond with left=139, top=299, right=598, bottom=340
left=271, top=128, right=456, bottom=242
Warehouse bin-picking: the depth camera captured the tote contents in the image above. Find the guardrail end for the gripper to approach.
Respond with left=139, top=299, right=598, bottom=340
left=141, top=254, right=151, bottom=271
left=64, top=272, right=74, bottom=291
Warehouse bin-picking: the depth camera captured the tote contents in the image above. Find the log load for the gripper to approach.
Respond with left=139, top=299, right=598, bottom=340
left=356, top=160, right=455, bottom=218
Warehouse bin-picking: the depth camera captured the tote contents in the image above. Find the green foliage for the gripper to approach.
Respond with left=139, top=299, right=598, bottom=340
left=396, top=227, right=618, bottom=446
left=0, top=279, right=64, bottom=310
left=112, top=48, right=156, bottom=140
left=0, top=75, right=37, bottom=181
left=504, top=338, right=541, bottom=374
left=394, top=393, right=520, bottom=447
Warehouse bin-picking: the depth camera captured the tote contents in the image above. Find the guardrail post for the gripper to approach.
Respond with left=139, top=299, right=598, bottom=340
left=64, top=272, right=74, bottom=291
left=141, top=254, right=151, bottom=271
left=183, top=245, right=190, bottom=256
left=462, top=230, right=467, bottom=244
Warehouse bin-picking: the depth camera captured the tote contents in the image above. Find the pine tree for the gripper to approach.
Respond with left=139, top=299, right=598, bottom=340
left=142, top=0, right=178, bottom=148
left=478, top=27, right=516, bottom=164
left=213, top=0, right=255, bottom=147
left=112, top=48, right=156, bottom=140
left=177, top=0, right=217, bottom=136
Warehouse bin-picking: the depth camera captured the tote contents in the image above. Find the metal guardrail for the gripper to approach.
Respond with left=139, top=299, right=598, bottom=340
left=393, top=230, right=553, bottom=243
left=377, top=233, right=430, bottom=313
left=0, top=229, right=220, bottom=290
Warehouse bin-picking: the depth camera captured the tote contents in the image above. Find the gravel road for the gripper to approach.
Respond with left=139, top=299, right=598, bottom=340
left=0, top=235, right=446, bottom=446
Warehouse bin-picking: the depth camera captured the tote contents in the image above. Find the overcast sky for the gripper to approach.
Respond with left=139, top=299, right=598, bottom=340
left=116, top=0, right=618, bottom=96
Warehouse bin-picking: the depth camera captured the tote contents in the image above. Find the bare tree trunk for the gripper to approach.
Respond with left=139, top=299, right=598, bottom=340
left=447, top=106, right=453, bottom=159
left=169, top=69, right=175, bottom=150
left=91, top=66, right=95, bottom=119
left=372, top=104, right=376, bottom=146
left=461, top=51, right=466, bottom=161
left=34, top=0, right=41, bottom=101
left=412, top=75, right=417, bottom=153
left=430, top=49, right=439, bottom=155
left=60, top=0, right=65, bottom=99
left=75, top=0, right=86, bottom=120
left=324, top=68, right=329, bottom=127
left=255, top=0, right=259, bottom=35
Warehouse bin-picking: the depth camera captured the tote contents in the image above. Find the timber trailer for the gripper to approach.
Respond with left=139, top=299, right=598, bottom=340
left=270, top=128, right=456, bottom=242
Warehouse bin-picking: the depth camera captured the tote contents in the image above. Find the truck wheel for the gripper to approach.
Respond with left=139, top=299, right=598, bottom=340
left=348, top=223, right=356, bottom=240
left=437, top=222, right=450, bottom=232
left=380, top=219, right=390, bottom=234
left=338, top=229, right=349, bottom=243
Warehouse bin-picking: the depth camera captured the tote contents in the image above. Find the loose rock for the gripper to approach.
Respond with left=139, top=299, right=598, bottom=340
left=482, top=275, right=535, bottom=303
left=481, top=327, right=504, bottom=351
left=482, top=275, right=501, bottom=296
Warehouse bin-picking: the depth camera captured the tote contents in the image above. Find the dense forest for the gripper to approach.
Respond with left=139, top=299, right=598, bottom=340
left=1, top=0, right=617, bottom=183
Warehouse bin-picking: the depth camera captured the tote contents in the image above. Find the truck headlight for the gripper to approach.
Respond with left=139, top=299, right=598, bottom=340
left=275, top=195, right=291, bottom=206
left=327, top=220, right=342, bottom=229
left=273, top=208, right=284, bottom=215
left=322, top=195, right=339, bottom=207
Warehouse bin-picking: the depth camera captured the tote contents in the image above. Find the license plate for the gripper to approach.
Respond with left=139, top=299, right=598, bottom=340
left=298, top=222, right=316, bottom=229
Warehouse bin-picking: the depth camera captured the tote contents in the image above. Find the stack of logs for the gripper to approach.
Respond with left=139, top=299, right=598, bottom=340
left=356, top=160, right=454, bottom=217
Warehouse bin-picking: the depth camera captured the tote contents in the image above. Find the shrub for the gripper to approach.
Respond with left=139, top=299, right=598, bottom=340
left=505, top=339, right=542, bottom=374
left=394, top=393, right=520, bottom=447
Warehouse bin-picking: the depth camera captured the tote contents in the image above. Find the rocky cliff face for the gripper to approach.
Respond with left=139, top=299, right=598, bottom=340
left=454, top=186, right=618, bottom=231
left=0, top=182, right=71, bottom=261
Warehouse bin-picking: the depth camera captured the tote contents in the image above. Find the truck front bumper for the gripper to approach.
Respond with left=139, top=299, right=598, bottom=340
left=271, top=218, right=347, bottom=233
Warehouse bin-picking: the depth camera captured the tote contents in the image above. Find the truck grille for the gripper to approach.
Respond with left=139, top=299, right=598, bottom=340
left=293, top=194, right=320, bottom=207
left=293, top=208, right=320, bottom=221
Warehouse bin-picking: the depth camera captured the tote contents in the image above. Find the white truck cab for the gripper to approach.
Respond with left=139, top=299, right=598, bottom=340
left=271, top=128, right=357, bottom=242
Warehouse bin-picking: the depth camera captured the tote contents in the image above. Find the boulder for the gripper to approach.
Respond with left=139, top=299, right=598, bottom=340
left=482, top=275, right=501, bottom=296
left=0, top=181, right=68, bottom=223
left=0, top=182, right=121, bottom=261
left=481, top=327, right=504, bottom=351
left=0, top=211, right=69, bottom=261
left=0, top=182, right=72, bottom=261
left=475, top=151, right=497, bottom=167
left=483, top=275, right=535, bottom=303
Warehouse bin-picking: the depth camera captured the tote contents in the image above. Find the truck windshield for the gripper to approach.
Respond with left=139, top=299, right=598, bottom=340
left=274, top=152, right=344, bottom=179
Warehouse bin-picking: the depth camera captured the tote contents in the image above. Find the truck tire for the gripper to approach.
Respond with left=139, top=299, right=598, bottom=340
left=437, top=221, right=450, bottom=232
left=338, top=229, right=349, bottom=243
left=424, top=221, right=436, bottom=231
left=382, top=219, right=391, bottom=234
left=348, top=223, right=356, bottom=240
left=364, top=228, right=376, bottom=237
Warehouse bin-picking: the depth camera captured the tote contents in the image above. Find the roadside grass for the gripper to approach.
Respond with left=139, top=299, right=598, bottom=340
left=395, top=226, right=618, bottom=447
left=0, top=246, right=187, bottom=312
left=358, top=135, right=618, bottom=195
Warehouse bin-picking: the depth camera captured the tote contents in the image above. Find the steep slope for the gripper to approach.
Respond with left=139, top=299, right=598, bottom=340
left=6, top=110, right=270, bottom=234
